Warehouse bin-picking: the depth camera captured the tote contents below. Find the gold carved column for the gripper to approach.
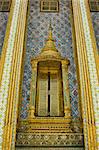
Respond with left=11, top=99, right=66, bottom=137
left=29, top=61, right=38, bottom=119
left=0, top=0, right=28, bottom=149
left=72, top=0, right=99, bottom=149
left=62, top=60, right=71, bottom=121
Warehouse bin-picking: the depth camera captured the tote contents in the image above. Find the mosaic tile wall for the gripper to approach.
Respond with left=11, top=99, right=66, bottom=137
left=91, top=12, right=99, bottom=52
left=0, top=12, right=9, bottom=56
left=21, top=0, right=80, bottom=119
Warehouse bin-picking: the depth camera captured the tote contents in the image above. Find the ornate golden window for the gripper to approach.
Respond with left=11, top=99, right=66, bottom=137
left=40, top=0, right=59, bottom=12
left=36, top=61, right=64, bottom=117
left=29, top=22, right=71, bottom=120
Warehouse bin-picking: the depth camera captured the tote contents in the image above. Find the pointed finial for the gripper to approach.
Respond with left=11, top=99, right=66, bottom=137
left=49, top=19, right=53, bottom=31
left=48, top=19, right=53, bottom=40
left=41, top=20, right=59, bottom=53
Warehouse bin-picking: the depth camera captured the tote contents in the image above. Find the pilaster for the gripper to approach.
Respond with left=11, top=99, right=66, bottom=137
left=72, top=0, right=99, bottom=149
left=0, top=0, right=28, bottom=149
left=62, top=60, right=71, bottom=120
left=29, top=61, right=38, bottom=119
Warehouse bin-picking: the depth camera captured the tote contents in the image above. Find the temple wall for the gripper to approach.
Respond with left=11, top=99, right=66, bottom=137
left=20, top=0, right=80, bottom=119
left=0, top=0, right=98, bottom=149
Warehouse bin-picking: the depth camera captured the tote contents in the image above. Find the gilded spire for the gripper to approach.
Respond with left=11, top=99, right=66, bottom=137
left=48, top=19, right=53, bottom=41
left=41, top=20, right=58, bottom=53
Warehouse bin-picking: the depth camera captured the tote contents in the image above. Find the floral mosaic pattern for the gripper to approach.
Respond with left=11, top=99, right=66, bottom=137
left=91, top=12, right=99, bottom=52
left=21, top=0, right=80, bottom=119
left=0, top=12, right=9, bottom=55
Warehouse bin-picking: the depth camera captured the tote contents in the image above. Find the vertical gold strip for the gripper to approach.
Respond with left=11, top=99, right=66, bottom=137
left=0, top=0, right=15, bottom=83
left=0, top=0, right=28, bottom=149
left=72, top=0, right=97, bottom=149
left=0, top=0, right=21, bottom=149
left=80, top=0, right=98, bottom=149
left=18, top=0, right=30, bottom=123
left=72, top=2, right=88, bottom=148
left=11, top=1, right=28, bottom=149
left=85, top=1, right=99, bottom=79
left=70, top=1, right=82, bottom=120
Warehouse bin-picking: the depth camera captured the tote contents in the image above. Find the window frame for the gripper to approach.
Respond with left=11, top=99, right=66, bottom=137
left=40, top=0, right=59, bottom=13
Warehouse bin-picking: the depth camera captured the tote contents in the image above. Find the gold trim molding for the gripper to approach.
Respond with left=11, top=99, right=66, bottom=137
left=72, top=0, right=99, bottom=149
left=0, top=0, right=28, bottom=149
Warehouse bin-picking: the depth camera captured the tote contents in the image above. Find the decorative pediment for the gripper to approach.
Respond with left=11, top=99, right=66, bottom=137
left=32, top=21, right=64, bottom=61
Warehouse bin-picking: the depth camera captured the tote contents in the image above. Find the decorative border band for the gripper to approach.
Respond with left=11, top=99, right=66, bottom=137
left=0, top=0, right=21, bottom=148
left=80, top=0, right=99, bottom=148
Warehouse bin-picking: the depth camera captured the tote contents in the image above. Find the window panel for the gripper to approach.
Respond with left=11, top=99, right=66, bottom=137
left=50, top=72, right=59, bottom=116
left=41, top=0, right=59, bottom=12
left=37, top=72, right=48, bottom=116
left=0, top=0, right=11, bottom=12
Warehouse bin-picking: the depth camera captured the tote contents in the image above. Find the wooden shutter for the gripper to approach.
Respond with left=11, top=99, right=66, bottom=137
left=38, top=72, right=48, bottom=116
left=50, top=72, right=59, bottom=116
